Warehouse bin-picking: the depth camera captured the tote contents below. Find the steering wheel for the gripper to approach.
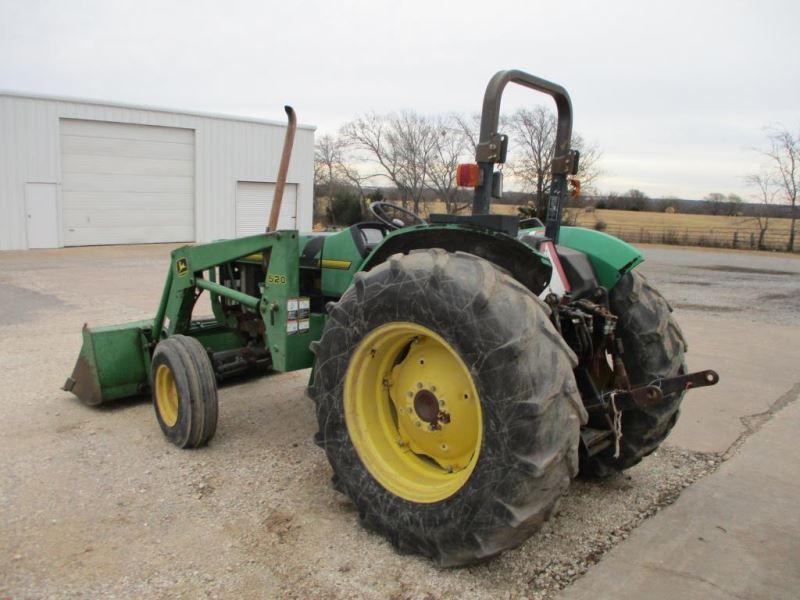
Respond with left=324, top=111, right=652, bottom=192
left=369, top=202, right=427, bottom=230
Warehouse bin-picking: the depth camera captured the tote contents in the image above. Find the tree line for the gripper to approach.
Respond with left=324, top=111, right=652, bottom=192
left=314, top=107, right=601, bottom=222
left=315, top=112, right=799, bottom=252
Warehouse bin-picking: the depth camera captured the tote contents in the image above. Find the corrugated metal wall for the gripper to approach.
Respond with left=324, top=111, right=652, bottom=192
left=0, top=93, right=315, bottom=250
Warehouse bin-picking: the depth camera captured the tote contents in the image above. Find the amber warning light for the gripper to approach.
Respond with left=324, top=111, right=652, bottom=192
left=456, top=163, right=481, bottom=187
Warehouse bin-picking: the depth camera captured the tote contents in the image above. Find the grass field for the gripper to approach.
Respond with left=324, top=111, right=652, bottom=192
left=315, top=197, right=799, bottom=252
left=419, top=202, right=799, bottom=252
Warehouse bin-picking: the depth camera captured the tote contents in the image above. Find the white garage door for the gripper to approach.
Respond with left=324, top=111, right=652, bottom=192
left=236, top=181, right=297, bottom=236
left=60, top=119, right=195, bottom=246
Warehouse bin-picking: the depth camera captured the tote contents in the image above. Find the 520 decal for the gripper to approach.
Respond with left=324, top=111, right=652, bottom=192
left=267, top=274, right=287, bottom=285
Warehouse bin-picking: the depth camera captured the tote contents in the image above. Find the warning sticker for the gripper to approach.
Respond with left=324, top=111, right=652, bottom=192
left=287, top=298, right=299, bottom=320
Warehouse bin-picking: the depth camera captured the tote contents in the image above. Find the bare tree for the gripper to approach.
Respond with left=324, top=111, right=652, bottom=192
left=341, top=113, right=404, bottom=204
left=453, top=113, right=481, bottom=154
left=389, top=111, right=438, bottom=214
left=505, top=106, right=555, bottom=216
left=342, top=111, right=437, bottom=214
left=505, top=107, right=602, bottom=217
left=762, top=125, right=799, bottom=251
left=745, top=173, right=778, bottom=250
left=335, top=149, right=377, bottom=214
left=314, top=134, right=344, bottom=201
left=571, top=133, right=603, bottom=192
left=620, top=189, right=649, bottom=211
left=726, top=193, right=744, bottom=217
left=426, top=117, right=471, bottom=214
left=703, top=192, right=727, bottom=216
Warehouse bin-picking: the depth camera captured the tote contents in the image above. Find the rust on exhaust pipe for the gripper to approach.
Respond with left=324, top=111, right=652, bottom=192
left=267, top=105, right=297, bottom=232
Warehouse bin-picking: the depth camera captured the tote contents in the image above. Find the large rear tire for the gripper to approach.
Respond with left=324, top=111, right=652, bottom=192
left=582, top=271, right=687, bottom=476
left=310, top=250, right=585, bottom=566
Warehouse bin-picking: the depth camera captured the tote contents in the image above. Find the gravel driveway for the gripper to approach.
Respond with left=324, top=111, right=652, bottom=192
left=1, top=243, right=797, bottom=599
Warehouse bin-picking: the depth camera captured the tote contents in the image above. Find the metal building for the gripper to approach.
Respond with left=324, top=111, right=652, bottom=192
left=0, top=91, right=315, bottom=250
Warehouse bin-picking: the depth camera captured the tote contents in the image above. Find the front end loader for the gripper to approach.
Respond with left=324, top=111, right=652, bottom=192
left=64, top=70, right=718, bottom=566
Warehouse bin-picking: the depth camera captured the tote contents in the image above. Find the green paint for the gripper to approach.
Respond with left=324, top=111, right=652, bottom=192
left=66, top=231, right=317, bottom=402
left=520, top=225, right=643, bottom=289
left=71, top=319, right=153, bottom=403
left=195, top=277, right=261, bottom=310
left=319, top=229, right=364, bottom=297
left=260, top=231, right=316, bottom=372
left=66, top=221, right=642, bottom=406
left=186, top=319, right=247, bottom=353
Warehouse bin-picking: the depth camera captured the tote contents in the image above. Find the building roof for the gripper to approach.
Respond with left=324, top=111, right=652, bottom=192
left=0, top=89, right=316, bottom=130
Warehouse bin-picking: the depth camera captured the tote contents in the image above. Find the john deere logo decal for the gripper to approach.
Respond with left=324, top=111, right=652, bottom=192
left=176, top=258, right=188, bottom=277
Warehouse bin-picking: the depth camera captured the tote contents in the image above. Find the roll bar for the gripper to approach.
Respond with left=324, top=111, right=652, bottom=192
left=473, top=70, right=578, bottom=242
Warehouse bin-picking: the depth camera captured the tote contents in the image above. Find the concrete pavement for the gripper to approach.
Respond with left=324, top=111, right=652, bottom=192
left=666, top=312, right=800, bottom=455
left=559, top=245, right=800, bottom=599
left=2, top=243, right=799, bottom=598
left=561, top=388, right=800, bottom=600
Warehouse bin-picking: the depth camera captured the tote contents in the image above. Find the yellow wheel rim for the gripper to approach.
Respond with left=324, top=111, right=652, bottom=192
left=344, top=322, right=482, bottom=503
left=154, top=364, right=179, bottom=427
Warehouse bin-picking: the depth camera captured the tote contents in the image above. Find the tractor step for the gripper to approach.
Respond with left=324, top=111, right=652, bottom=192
left=580, top=427, right=614, bottom=457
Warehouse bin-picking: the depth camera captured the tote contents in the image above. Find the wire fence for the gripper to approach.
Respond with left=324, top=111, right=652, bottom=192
left=594, top=223, right=799, bottom=253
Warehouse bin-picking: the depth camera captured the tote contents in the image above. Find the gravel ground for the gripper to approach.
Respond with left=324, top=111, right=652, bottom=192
left=636, top=245, right=800, bottom=326
left=0, top=243, right=795, bottom=599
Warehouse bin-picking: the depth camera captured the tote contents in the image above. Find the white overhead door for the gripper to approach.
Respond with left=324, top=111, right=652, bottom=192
left=236, top=181, right=297, bottom=236
left=59, top=119, right=195, bottom=246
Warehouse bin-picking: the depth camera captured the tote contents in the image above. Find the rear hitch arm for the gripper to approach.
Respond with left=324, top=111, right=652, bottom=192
left=610, top=369, right=720, bottom=412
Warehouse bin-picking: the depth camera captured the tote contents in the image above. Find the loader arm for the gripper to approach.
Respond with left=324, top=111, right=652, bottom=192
left=64, top=230, right=324, bottom=406
left=160, top=231, right=324, bottom=372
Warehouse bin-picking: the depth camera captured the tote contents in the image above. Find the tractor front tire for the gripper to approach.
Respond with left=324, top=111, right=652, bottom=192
left=310, top=250, right=586, bottom=566
left=582, top=271, right=688, bottom=476
left=151, top=335, right=218, bottom=449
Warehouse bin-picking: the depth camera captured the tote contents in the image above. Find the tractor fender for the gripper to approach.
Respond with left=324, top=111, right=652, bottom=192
left=553, top=226, right=644, bottom=290
left=360, top=225, right=553, bottom=296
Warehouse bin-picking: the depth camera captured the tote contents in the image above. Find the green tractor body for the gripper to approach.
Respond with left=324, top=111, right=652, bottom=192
left=63, top=223, right=642, bottom=404
left=63, top=69, right=717, bottom=566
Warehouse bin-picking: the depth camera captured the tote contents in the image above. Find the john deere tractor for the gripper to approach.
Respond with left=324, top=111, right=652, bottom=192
left=64, top=70, right=717, bottom=566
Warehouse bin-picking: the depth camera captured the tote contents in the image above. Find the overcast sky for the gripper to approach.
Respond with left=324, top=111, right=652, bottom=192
left=2, top=0, right=798, bottom=199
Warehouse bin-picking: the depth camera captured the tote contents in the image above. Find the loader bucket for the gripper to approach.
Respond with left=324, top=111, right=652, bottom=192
left=62, top=320, right=154, bottom=406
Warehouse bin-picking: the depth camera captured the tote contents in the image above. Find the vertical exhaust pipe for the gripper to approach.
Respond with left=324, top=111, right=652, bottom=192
left=267, top=105, right=297, bottom=232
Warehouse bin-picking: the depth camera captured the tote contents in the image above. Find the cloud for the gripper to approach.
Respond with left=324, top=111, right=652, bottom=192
left=1, top=0, right=798, bottom=198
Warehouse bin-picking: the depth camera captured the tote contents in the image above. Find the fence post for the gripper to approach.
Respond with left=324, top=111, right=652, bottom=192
left=733, top=231, right=738, bottom=249
left=750, top=232, right=755, bottom=249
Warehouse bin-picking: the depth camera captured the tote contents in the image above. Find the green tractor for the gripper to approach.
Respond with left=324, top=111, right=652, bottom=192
left=64, top=70, right=718, bottom=566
